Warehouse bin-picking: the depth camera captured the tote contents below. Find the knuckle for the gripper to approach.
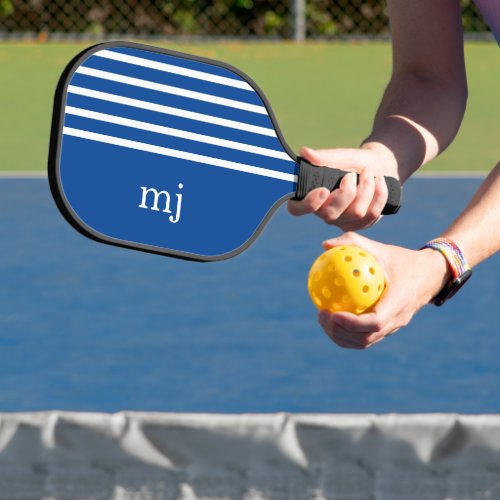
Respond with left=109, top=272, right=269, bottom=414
left=366, top=205, right=382, bottom=220
left=350, top=205, right=367, bottom=219
left=343, top=183, right=357, bottom=198
left=360, top=169, right=374, bottom=186
left=363, top=333, right=381, bottom=348
left=371, top=319, right=385, bottom=332
left=319, top=208, right=340, bottom=225
left=359, top=339, right=371, bottom=349
left=325, top=214, right=340, bottom=225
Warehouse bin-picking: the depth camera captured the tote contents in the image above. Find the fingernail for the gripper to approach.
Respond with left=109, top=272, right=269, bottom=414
left=319, top=188, right=329, bottom=200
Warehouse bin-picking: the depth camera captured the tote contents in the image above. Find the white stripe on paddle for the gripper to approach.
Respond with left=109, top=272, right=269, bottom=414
left=62, top=127, right=298, bottom=183
left=75, top=66, right=266, bottom=114
left=65, top=106, right=293, bottom=162
left=67, top=86, right=276, bottom=137
left=95, top=49, right=254, bottom=91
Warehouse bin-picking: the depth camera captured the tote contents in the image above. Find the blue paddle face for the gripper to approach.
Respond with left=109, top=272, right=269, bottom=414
left=49, top=42, right=299, bottom=261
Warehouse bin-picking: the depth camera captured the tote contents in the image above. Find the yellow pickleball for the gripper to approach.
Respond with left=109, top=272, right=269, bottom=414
left=308, top=245, right=385, bottom=314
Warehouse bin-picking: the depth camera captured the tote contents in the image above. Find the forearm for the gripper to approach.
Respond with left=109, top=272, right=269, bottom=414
left=361, top=0, right=467, bottom=183
left=418, top=162, right=500, bottom=303
left=441, top=162, right=500, bottom=267
left=363, top=73, right=467, bottom=182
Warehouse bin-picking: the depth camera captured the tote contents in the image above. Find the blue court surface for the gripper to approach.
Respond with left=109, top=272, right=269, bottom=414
left=0, top=176, right=498, bottom=413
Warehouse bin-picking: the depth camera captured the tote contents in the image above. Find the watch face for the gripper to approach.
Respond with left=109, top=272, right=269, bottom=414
left=432, top=269, right=472, bottom=306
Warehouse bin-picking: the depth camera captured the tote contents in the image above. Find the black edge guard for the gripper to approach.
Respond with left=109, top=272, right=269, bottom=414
left=293, top=157, right=402, bottom=215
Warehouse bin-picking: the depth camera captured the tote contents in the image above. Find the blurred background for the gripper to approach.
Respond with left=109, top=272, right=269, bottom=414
left=0, top=1, right=497, bottom=176
left=0, top=0, right=492, bottom=40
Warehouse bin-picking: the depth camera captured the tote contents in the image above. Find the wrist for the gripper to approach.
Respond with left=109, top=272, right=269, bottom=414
left=417, top=248, right=453, bottom=304
left=361, top=141, right=399, bottom=178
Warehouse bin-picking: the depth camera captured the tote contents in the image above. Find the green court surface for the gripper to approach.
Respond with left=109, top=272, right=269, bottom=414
left=0, top=41, right=497, bottom=173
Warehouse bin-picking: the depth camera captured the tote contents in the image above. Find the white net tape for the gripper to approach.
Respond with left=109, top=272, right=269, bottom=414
left=0, top=412, right=500, bottom=499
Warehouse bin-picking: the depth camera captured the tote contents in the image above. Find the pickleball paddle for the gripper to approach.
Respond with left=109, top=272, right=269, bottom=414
left=49, top=41, right=401, bottom=261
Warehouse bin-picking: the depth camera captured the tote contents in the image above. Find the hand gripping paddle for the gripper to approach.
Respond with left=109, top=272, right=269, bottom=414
left=49, top=41, right=401, bottom=261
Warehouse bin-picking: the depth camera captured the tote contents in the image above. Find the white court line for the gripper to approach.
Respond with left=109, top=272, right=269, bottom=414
left=62, top=127, right=298, bottom=183
left=65, top=106, right=292, bottom=162
left=67, top=86, right=276, bottom=137
left=414, top=171, right=487, bottom=178
left=0, top=171, right=487, bottom=179
left=95, top=49, right=253, bottom=91
left=0, top=171, right=47, bottom=178
left=75, top=67, right=267, bottom=115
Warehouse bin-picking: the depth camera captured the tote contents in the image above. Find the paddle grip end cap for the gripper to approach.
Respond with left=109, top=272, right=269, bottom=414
left=381, top=175, right=402, bottom=215
left=293, top=157, right=402, bottom=215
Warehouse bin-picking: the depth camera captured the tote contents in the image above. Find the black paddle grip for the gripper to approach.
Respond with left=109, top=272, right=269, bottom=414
left=293, top=157, right=402, bottom=215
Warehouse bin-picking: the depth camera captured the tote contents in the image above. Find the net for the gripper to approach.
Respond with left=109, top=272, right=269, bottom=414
left=1, top=412, right=500, bottom=499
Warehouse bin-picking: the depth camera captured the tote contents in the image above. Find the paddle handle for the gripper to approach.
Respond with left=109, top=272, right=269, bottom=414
left=293, top=157, right=402, bottom=215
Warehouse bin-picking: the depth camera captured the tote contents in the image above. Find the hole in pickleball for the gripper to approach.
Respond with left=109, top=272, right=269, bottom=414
left=327, top=264, right=335, bottom=272
left=322, top=286, right=332, bottom=299
left=313, top=271, right=321, bottom=282
left=356, top=306, right=366, bottom=314
left=344, top=256, right=352, bottom=262
left=378, top=284, right=382, bottom=291
left=359, top=251, right=367, bottom=257
left=333, top=303, right=342, bottom=311
left=362, top=285, right=369, bottom=293
left=369, top=267, right=376, bottom=275
left=334, top=277, right=344, bottom=287
left=342, top=295, right=351, bottom=304
left=313, top=294, right=322, bottom=307
left=352, top=269, right=360, bottom=277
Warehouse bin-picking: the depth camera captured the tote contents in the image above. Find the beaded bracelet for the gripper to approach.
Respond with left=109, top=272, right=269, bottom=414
left=420, top=238, right=472, bottom=306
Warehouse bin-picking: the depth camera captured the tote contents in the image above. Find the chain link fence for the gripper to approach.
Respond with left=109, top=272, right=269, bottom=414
left=0, top=0, right=491, bottom=40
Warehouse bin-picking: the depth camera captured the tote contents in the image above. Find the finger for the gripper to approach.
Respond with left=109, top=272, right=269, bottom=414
left=315, top=172, right=357, bottom=224
left=332, top=337, right=365, bottom=349
left=342, top=165, right=376, bottom=221
left=319, top=310, right=391, bottom=349
left=363, top=174, right=389, bottom=224
left=322, top=327, right=365, bottom=349
left=331, top=317, right=390, bottom=349
left=332, top=292, right=402, bottom=339
left=330, top=311, right=385, bottom=335
left=319, top=311, right=371, bottom=349
left=287, top=188, right=330, bottom=216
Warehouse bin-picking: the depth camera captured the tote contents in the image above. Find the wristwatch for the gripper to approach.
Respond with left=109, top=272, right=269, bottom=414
left=421, top=238, right=472, bottom=306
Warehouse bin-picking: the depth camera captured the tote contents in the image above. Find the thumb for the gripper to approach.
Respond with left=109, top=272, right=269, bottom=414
left=322, top=231, right=368, bottom=250
left=299, top=147, right=365, bottom=170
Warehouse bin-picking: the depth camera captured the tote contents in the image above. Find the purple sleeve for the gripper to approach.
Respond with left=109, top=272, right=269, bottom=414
left=473, top=0, right=500, bottom=45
